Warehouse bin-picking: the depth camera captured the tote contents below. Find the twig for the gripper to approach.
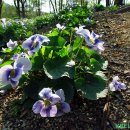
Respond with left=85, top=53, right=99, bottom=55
left=101, top=102, right=110, bottom=130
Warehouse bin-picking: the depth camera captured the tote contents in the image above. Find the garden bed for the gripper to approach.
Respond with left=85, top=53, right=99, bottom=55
left=0, top=11, right=130, bottom=130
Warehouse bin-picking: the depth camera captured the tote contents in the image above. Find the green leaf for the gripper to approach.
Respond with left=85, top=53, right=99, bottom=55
left=43, top=57, right=75, bottom=79
left=95, top=71, right=108, bottom=81
left=48, top=36, right=58, bottom=46
left=49, top=29, right=59, bottom=36
left=22, top=73, right=47, bottom=100
left=31, top=53, right=44, bottom=70
left=40, top=46, right=46, bottom=55
left=18, top=75, right=28, bottom=88
left=62, top=30, right=70, bottom=36
left=26, top=31, right=33, bottom=37
left=74, top=48, right=89, bottom=63
left=23, top=83, right=39, bottom=100
left=56, top=47, right=69, bottom=57
left=83, top=47, right=108, bottom=71
left=90, top=58, right=101, bottom=72
left=58, top=36, right=66, bottom=47
left=72, top=37, right=83, bottom=51
left=53, top=77, right=74, bottom=102
left=75, top=74, right=108, bottom=100
left=42, top=46, right=54, bottom=58
left=0, top=82, right=12, bottom=90
left=0, top=60, right=12, bottom=67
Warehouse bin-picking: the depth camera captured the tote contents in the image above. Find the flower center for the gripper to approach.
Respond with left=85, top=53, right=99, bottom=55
left=90, top=38, right=94, bottom=44
left=32, top=36, right=38, bottom=48
left=44, top=99, right=50, bottom=107
left=10, top=69, right=16, bottom=78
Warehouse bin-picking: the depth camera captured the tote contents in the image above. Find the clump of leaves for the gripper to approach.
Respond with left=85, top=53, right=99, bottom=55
left=94, top=4, right=105, bottom=11
left=106, top=5, right=119, bottom=12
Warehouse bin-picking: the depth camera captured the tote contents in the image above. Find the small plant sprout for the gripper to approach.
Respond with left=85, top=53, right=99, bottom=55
left=7, top=39, right=18, bottom=50
left=109, top=76, right=127, bottom=91
left=76, top=26, right=104, bottom=53
left=56, top=23, right=65, bottom=30
left=0, top=65, right=23, bottom=88
left=22, top=34, right=50, bottom=55
left=32, top=88, right=70, bottom=117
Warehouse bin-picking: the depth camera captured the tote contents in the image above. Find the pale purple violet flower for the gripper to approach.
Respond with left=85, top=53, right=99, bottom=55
left=13, top=53, right=28, bottom=61
left=39, top=88, right=61, bottom=104
left=32, top=100, right=57, bottom=117
left=7, top=39, right=17, bottom=50
left=76, top=26, right=104, bottom=53
left=13, top=53, right=32, bottom=73
left=55, top=89, right=70, bottom=116
left=75, top=25, right=85, bottom=32
left=40, top=104, right=57, bottom=117
left=86, top=17, right=91, bottom=23
left=22, top=34, right=50, bottom=55
left=56, top=23, right=65, bottom=30
left=0, top=65, right=23, bottom=88
left=32, top=88, right=61, bottom=117
left=13, top=57, right=32, bottom=74
left=109, top=76, right=127, bottom=91
left=32, top=100, right=43, bottom=114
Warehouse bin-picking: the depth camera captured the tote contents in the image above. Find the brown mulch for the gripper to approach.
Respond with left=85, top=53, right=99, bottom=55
left=0, top=11, right=130, bottom=130
left=94, top=11, right=130, bottom=129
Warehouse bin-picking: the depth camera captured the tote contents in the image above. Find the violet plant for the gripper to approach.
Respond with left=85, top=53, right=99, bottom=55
left=0, top=23, right=108, bottom=117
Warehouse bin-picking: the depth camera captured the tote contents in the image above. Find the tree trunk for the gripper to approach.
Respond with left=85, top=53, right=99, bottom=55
left=106, top=0, right=110, bottom=6
left=21, top=2, right=25, bottom=18
left=0, top=0, right=2, bottom=18
left=20, top=0, right=26, bottom=18
left=50, top=0, right=56, bottom=13
left=54, top=0, right=57, bottom=13
left=61, top=0, right=63, bottom=10
left=98, top=0, right=101, bottom=4
left=14, top=0, right=21, bottom=18
left=37, top=0, right=41, bottom=16
left=59, top=0, right=60, bottom=12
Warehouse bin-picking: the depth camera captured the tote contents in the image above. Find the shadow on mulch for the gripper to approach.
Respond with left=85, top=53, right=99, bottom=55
left=1, top=89, right=107, bottom=130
